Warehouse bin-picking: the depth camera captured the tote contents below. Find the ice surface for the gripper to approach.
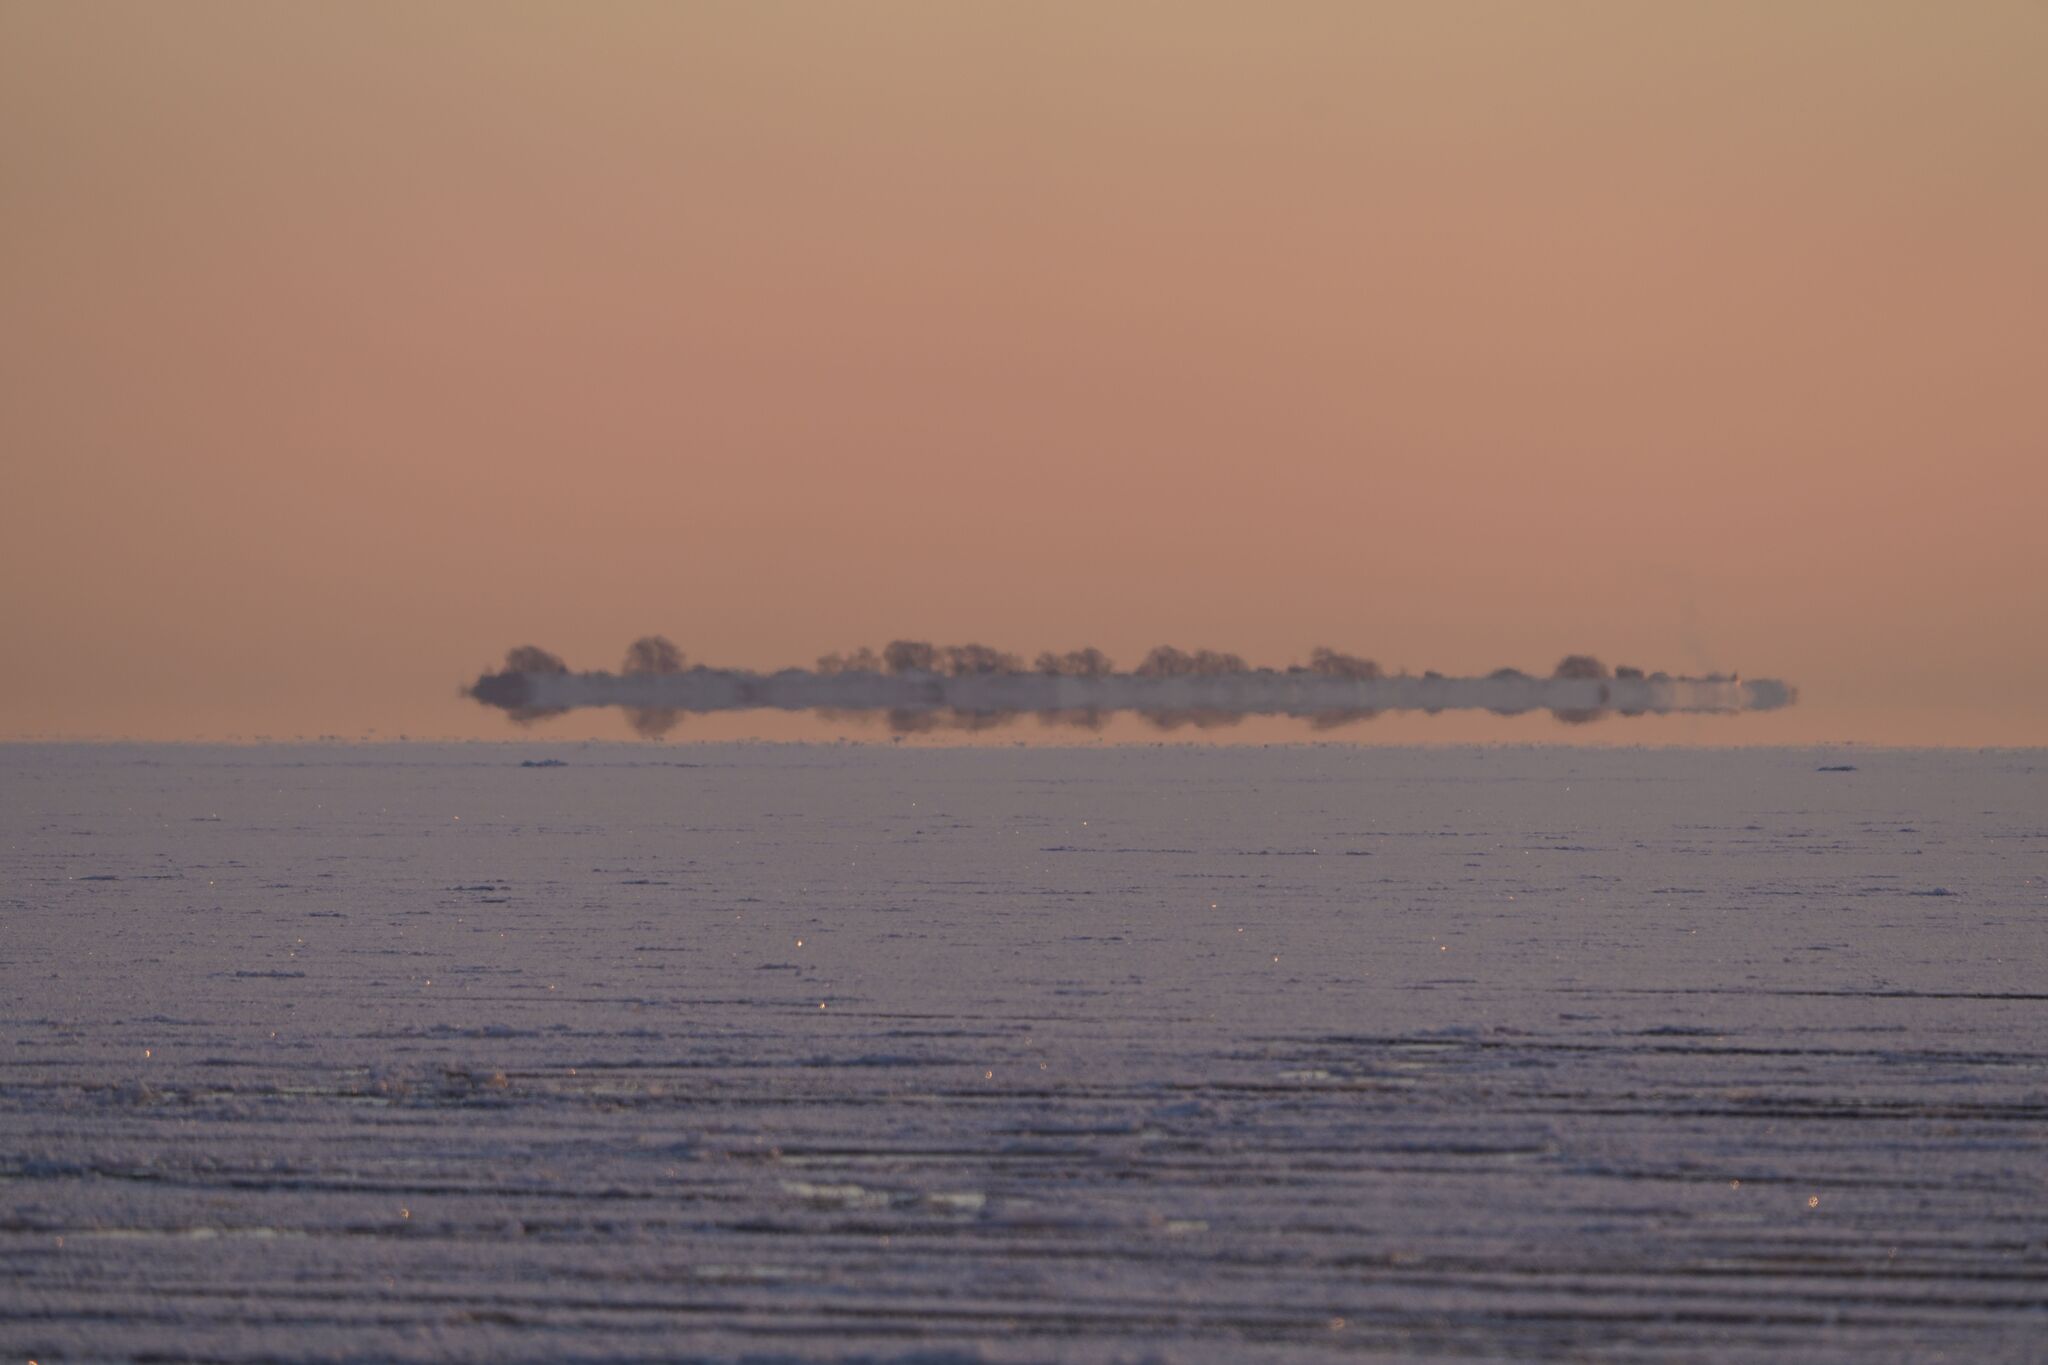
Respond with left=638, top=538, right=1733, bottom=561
left=2, top=743, right=2044, bottom=1361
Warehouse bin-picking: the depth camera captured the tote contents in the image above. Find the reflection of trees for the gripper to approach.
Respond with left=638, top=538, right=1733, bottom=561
left=887, top=709, right=1020, bottom=734
left=1143, top=708, right=1245, bottom=731
left=625, top=707, right=683, bottom=739
left=1037, top=707, right=1110, bottom=730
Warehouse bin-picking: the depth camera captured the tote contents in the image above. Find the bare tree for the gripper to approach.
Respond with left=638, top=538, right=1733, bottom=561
left=1134, top=646, right=1193, bottom=677
left=1035, top=647, right=1115, bottom=677
left=817, top=647, right=883, bottom=675
left=942, top=643, right=1025, bottom=676
left=621, top=635, right=685, bottom=675
left=883, top=640, right=940, bottom=674
left=1308, top=647, right=1381, bottom=680
left=1189, top=649, right=1247, bottom=676
left=504, top=645, right=569, bottom=674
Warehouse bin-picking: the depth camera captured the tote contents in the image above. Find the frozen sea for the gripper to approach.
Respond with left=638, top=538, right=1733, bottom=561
left=2, top=742, right=2044, bottom=1362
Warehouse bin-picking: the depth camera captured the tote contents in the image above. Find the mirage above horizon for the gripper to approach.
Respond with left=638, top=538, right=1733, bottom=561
left=465, top=638, right=1797, bottom=737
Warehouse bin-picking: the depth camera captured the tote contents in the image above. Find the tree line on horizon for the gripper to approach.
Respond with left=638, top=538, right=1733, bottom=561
left=487, top=639, right=1651, bottom=685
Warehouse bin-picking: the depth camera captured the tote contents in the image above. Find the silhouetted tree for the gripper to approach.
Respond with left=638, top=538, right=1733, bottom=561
left=621, top=635, right=685, bottom=675
left=942, top=643, right=1024, bottom=675
left=883, top=640, right=940, bottom=674
left=1309, top=647, right=1382, bottom=680
left=1135, top=647, right=1249, bottom=677
left=1034, top=647, right=1115, bottom=677
left=1188, top=650, right=1247, bottom=675
left=817, top=647, right=883, bottom=675
left=505, top=645, right=569, bottom=674
left=1134, top=646, right=1193, bottom=677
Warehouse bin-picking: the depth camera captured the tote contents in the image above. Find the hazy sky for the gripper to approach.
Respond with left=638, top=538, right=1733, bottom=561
left=3, top=3, right=2044, bottom=743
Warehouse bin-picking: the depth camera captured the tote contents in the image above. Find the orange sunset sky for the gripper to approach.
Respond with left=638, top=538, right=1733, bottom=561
left=2, top=3, right=2043, bottom=744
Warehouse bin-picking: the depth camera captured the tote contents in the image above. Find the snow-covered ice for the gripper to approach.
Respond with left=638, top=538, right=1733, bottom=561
left=2, top=743, right=2044, bottom=1361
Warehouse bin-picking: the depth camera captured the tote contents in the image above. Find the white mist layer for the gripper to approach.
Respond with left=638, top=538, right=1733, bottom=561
left=507, top=668, right=1796, bottom=717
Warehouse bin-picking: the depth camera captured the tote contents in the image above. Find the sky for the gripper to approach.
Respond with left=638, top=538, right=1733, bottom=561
left=2, top=2, right=2044, bottom=744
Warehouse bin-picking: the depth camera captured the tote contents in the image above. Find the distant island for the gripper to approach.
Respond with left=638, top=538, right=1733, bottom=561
left=467, top=637, right=1795, bottom=736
